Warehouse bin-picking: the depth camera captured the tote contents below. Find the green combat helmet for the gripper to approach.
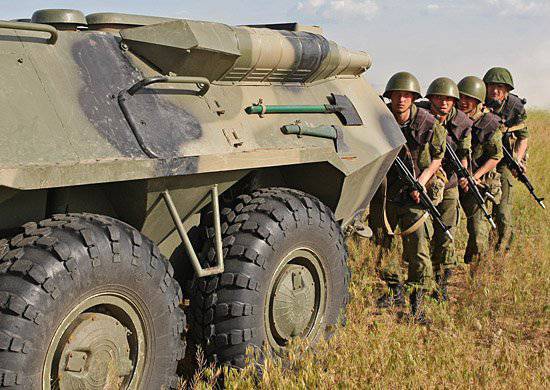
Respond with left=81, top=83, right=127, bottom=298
left=458, top=76, right=487, bottom=103
left=383, top=71, right=422, bottom=99
left=426, top=77, right=460, bottom=100
left=483, top=67, right=514, bottom=90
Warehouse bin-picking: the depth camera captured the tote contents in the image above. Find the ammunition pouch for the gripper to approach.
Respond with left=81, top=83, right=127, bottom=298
left=483, top=170, right=502, bottom=205
left=426, top=168, right=447, bottom=206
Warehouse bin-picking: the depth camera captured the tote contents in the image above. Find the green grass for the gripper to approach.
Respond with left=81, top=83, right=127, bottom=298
left=183, top=110, right=550, bottom=389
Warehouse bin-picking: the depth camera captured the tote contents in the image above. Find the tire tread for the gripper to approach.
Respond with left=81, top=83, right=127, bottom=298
left=190, top=188, right=349, bottom=366
left=0, top=213, right=186, bottom=388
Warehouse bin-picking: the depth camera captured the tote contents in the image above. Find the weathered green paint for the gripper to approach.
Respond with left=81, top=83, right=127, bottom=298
left=0, top=11, right=404, bottom=259
left=119, top=18, right=372, bottom=84
left=86, top=12, right=176, bottom=28
left=43, top=293, right=147, bottom=389
left=0, top=20, right=57, bottom=43
left=31, top=9, right=87, bottom=27
left=265, top=248, right=326, bottom=348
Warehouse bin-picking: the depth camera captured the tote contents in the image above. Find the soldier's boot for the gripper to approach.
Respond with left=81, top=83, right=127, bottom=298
left=410, top=289, right=429, bottom=325
left=464, top=247, right=474, bottom=265
left=435, top=269, right=452, bottom=302
left=432, top=268, right=450, bottom=302
left=505, top=231, right=515, bottom=252
left=377, top=283, right=406, bottom=308
left=496, top=229, right=514, bottom=253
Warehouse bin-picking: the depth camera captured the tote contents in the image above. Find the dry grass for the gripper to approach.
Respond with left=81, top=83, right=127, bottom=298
left=183, top=110, right=550, bottom=389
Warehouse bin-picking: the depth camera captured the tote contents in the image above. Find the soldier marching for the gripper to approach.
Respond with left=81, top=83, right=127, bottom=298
left=373, top=67, right=542, bottom=323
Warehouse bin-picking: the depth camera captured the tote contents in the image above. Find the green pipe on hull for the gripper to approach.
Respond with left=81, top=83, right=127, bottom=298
left=281, top=124, right=338, bottom=139
left=246, top=104, right=334, bottom=115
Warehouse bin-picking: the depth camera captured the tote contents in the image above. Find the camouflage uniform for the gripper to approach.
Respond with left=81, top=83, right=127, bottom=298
left=487, top=94, right=528, bottom=250
left=433, top=106, right=472, bottom=272
left=371, top=71, right=422, bottom=286
left=460, top=106, right=503, bottom=263
left=381, top=104, right=447, bottom=291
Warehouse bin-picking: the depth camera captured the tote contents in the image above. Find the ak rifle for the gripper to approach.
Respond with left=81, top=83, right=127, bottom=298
left=445, top=144, right=497, bottom=229
left=394, top=157, right=454, bottom=240
left=502, top=142, right=545, bottom=209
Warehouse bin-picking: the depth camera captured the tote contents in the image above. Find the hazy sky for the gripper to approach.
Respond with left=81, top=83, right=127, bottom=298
left=4, top=0, right=549, bottom=107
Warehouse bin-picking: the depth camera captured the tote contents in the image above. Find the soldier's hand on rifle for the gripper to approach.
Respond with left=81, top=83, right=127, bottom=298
left=410, top=179, right=427, bottom=204
left=410, top=190, right=421, bottom=204
left=512, top=160, right=526, bottom=177
left=459, top=177, right=469, bottom=192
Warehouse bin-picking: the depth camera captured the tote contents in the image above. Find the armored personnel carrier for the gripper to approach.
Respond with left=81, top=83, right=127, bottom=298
left=0, top=9, right=403, bottom=388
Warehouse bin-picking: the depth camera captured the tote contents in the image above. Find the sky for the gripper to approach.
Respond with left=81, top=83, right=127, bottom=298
left=3, top=0, right=549, bottom=108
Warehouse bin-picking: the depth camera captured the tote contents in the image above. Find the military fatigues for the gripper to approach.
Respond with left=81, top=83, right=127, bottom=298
left=369, top=175, right=402, bottom=288
left=433, top=107, right=472, bottom=272
left=487, top=94, right=528, bottom=250
left=461, top=106, right=503, bottom=263
left=381, top=104, right=447, bottom=291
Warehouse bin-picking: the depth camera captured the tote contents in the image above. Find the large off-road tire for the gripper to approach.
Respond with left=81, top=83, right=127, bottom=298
left=0, top=213, right=185, bottom=389
left=190, top=188, right=350, bottom=366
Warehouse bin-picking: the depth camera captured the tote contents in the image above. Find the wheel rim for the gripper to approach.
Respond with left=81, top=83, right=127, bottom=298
left=265, top=248, right=327, bottom=348
left=43, top=292, right=147, bottom=390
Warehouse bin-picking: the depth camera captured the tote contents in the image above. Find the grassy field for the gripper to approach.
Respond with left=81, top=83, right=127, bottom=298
left=185, top=111, right=549, bottom=389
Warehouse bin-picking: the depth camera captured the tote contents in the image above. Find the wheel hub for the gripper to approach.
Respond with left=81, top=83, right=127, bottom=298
left=57, top=313, right=133, bottom=389
left=272, top=264, right=316, bottom=340
left=266, top=248, right=327, bottom=347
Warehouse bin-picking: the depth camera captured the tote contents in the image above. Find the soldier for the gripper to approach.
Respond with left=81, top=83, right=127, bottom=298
left=457, top=76, right=503, bottom=264
left=483, top=67, right=528, bottom=251
left=376, top=72, right=447, bottom=322
left=424, top=77, right=472, bottom=301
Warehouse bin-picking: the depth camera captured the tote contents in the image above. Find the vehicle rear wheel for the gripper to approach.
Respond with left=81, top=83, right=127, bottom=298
left=0, top=213, right=185, bottom=389
left=190, top=188, right=350, bottom=366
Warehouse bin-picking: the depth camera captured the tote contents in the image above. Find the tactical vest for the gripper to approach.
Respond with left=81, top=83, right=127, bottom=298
left=401, top=107, right=436, bottom=175
left=387, top=107, right=436, bottom=202
left=488, top=93, right=527, bottom=153
left=442, top=109, right=472, bottom=189
left=490, top=93, right=526, bottom=128
left=471, top=111, right=501, bottom=170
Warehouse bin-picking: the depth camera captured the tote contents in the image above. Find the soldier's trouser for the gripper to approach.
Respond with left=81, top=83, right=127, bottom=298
left=461, top=193, right=490, bottom=264
left=381, top=202, right=434, bottom=290
left=432, top=187, right=460, bottom=273
left=492, top=166, right=513, bottom=249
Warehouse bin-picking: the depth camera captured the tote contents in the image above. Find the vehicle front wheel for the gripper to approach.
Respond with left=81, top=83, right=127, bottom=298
left=0, top=213, right=185, bottom=389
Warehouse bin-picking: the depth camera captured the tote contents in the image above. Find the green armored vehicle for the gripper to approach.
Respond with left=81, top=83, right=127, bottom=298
left=0, top=9, right=404, bottom=388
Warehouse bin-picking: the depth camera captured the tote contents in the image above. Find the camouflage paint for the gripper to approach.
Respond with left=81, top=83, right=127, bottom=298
left=0, top=13, right=404, bottom=257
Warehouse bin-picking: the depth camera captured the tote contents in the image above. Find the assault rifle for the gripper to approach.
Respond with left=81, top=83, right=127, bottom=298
left=394, top=157, right=453, bottom=240
left=445, top=145, right=497, bottom=229
left=502, top=144, right=546, bottom=209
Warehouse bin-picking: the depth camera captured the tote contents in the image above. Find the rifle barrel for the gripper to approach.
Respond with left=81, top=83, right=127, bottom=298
left=446, top=144, right=497, bottom=228
left=502, top=144, right=545, bottom=210
left=394, top=157, right=454, bottom=240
